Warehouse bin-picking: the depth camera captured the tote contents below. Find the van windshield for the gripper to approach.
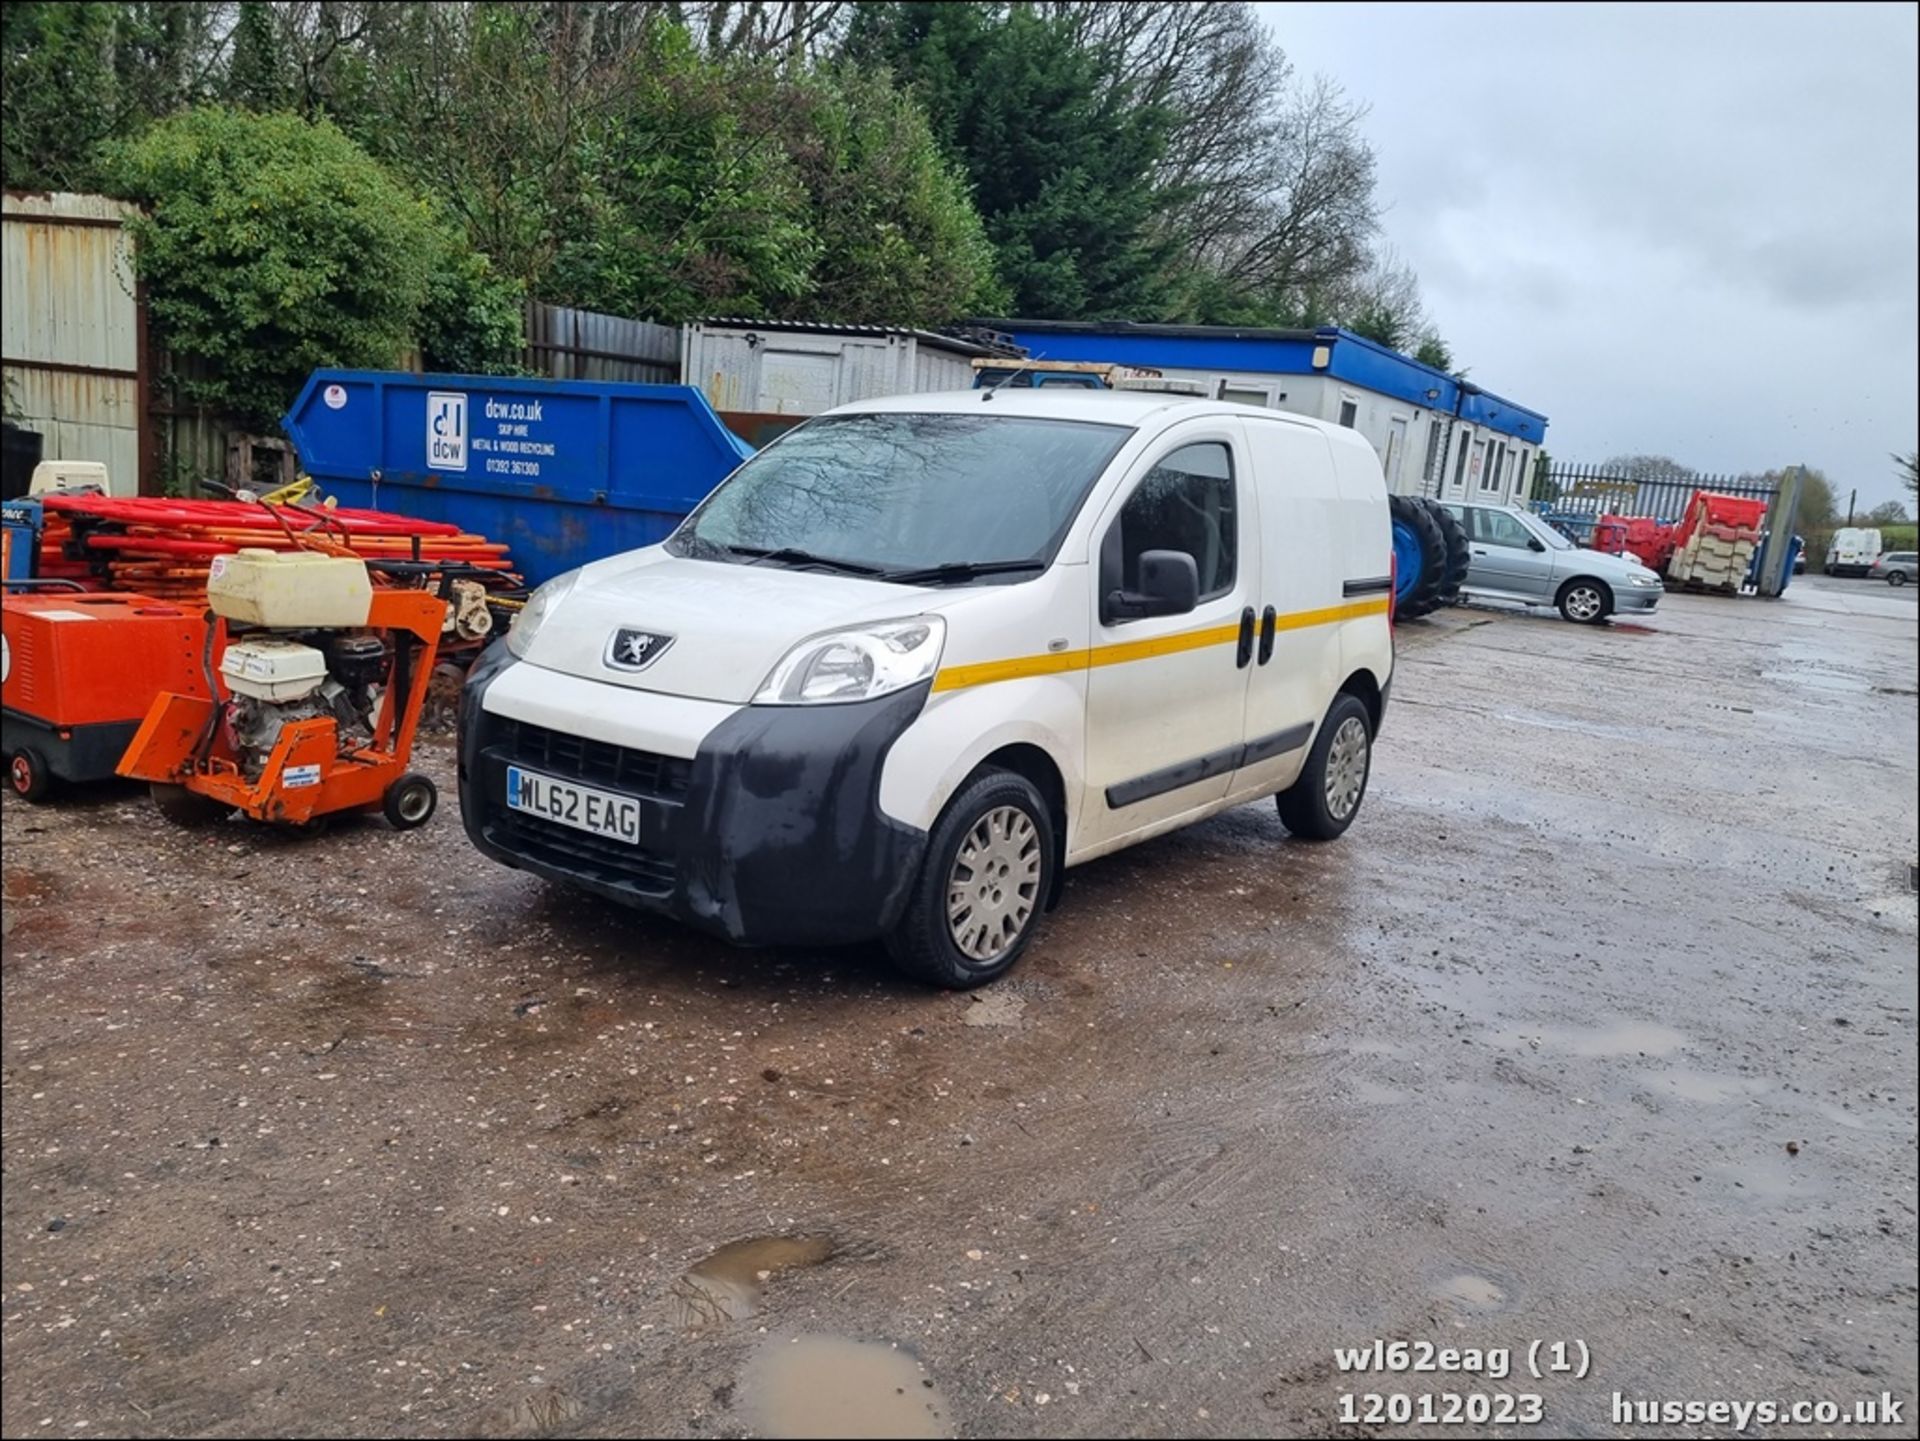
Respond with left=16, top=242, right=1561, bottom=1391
left=668, top=412, right=1132, bottom=583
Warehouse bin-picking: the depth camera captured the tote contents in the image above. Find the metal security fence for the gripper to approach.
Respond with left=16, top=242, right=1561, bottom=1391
left=1532, top=462, right=1777, bottom=524
left=524, top=302, right=679, bottom=385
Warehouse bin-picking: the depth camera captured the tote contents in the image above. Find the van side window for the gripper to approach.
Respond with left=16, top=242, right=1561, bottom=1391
left=1110, top=442, right=1237, bottom=602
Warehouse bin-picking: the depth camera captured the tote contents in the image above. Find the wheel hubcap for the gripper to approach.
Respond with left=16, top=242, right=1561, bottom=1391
left=10, top=757, right=28, bottom=792
left=1323, top=716, right=1370, bottom=821
left=947, top=805, right=1041, bottom=963
left=1567, top=587, right=1602, bottom=620
left=399, top=787, right=431, bottom=821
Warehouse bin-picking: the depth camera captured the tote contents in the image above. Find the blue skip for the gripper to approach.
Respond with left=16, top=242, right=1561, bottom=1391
left=283, top=371, right=753, bottom=588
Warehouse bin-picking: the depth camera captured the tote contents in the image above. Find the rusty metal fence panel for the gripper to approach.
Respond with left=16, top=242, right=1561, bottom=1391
left=1, top=191, right=149, bottom=493
left=524, top=302, right=678, bottom=384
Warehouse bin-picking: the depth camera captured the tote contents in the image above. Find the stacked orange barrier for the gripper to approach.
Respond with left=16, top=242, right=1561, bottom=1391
left=36, top=495, right=520, bottom=603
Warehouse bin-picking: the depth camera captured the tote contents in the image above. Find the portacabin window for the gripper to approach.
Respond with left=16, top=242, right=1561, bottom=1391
left=1338, top=398, right=1359, bottom=429
left=1107, top=441, right=1237, bottom=603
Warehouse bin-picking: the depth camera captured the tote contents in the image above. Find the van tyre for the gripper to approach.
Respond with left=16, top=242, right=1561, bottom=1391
left=1556, top=578, right=1613, bottom=624
left=1277, top=694, right=1373, bottom=841
left=886, top=767, right=1054, bottom=990
left=8, top=747, right=53, bottom=803
left=1387, top=495, right=1447, bottom=619
left=1419, top=498, right=1471, bottom=603
left=383, top=772, right=438, bottom=830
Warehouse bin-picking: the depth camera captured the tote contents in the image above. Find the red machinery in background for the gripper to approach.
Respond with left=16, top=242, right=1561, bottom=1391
left=2, top=591, right=214, bottom=800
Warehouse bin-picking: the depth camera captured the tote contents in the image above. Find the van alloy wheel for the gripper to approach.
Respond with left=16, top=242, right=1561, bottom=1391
left=946, top=805, right=1041, bottom=962
left=1323, top=716, right=1370, bottom=822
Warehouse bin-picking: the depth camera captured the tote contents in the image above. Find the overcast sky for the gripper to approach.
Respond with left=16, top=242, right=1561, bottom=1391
left=1258, top=1, right=1919, bottom=511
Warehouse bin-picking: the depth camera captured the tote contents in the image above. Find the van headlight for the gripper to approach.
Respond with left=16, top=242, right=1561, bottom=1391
left=506, top=571, right=580, bottom=658
left=755, top=617, right=946, bottom=705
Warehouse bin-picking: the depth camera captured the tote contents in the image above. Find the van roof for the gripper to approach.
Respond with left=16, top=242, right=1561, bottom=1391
left=824, top=386, right=1355, bottom=440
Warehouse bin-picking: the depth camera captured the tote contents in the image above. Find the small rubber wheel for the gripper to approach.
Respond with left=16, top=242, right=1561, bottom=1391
left=1277, top=694, right=1374, bottom=841
left=1556, top=578, right=1613, bottom=624
left=383, top=772, right=438, bottom=830
left=8, top=747, right=54, bottom=803
left=885, top=767, right=1054, bottom=990
left=151, top=782, right=229, bottom=826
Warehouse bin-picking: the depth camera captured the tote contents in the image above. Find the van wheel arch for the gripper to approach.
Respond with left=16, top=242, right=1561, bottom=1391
left=1337, top=669, right=1383, bottom=736
left=973, top=743, right=1069, bottom=910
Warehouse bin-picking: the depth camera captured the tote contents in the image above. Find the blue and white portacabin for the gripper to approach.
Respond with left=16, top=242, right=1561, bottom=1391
left=457, top=389, right=1397, bottom=987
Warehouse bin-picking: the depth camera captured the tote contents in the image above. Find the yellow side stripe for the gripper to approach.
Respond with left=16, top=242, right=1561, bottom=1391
left=931, top=596, right=1389, bottom=693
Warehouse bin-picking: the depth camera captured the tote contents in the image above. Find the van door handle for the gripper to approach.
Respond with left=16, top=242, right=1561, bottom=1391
left=1257, top=606, right=1276, bottom=664
left=1236, top=607, right=1256, bottom=668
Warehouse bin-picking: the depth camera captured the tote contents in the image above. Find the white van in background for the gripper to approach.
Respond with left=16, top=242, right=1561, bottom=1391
left=458, top=390, right=1395, bottom=987
left=1825, top=527, right=1883, bottom=577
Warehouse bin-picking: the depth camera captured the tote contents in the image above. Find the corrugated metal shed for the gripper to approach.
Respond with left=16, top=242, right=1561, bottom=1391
left=1, top=191, right=149, bottom=495
left=683, top=318, right=998, bottom=417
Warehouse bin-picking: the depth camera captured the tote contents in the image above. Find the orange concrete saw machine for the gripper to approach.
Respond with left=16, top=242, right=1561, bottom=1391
left=118, top=550, right=450, bottom=832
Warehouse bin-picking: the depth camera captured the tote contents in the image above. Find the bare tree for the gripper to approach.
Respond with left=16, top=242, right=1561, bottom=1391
left=671, top=1, right=849, bottom=62
left=1038, top=2, right=1382, bottom=321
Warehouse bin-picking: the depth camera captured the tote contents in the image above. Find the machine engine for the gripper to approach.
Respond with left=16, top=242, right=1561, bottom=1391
left=219, top=633, right=387, bottom=777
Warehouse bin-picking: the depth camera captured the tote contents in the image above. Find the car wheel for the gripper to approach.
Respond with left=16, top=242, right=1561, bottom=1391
left=1890, top=572, right=1908, bottom=587
left=1556, top=578, right=1613, bottom=624
left=1276, top=693, right=1373, bottom=841
left=885, top=767, right=1054, bottom=990
left=1387, top=495, right=1448, bottom=619
left=8, top=747, right=54, bottom=803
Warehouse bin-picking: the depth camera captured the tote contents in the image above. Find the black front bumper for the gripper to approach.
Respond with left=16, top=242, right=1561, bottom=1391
left=457, top=643, right=930, bottom=947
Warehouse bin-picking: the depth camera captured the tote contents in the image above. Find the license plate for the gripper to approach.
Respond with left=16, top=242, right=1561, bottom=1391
left=505, top=765, right=642, bottom=845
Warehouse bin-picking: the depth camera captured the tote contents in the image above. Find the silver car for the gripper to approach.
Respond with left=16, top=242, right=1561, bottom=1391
left=1440, top=502, right=1665, bottom=624
left=1869, top=551, right=1917, bottom=586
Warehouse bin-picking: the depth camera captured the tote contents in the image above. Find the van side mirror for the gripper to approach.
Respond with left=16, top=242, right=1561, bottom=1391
left=1104, top=549, right=1200, bottom=623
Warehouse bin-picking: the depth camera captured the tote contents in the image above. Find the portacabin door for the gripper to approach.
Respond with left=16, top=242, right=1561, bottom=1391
left=1079, top=423, right=1261, bottom=848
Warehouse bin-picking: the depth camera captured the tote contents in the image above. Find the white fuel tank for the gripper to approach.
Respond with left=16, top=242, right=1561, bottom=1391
left=208, top=549, right=373, bottom=628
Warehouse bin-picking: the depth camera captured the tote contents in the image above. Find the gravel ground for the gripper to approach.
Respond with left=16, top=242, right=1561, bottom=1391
left=3, top=576, right=1915, bottom=1439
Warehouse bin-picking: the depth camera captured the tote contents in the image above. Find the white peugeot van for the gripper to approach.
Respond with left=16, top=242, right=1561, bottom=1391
left=458, top=390, right=1395, bottom=987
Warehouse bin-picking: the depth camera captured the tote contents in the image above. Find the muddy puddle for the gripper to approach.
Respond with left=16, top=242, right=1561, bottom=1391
left=744, top=1335, right=950, bottom=1439
left=494, top=1386, right=583, bottom=1436
left=670, top=1236, right=832, bottom=1328
left=1498, top=1020, right=1686, bottom=1057
left=1651, top=1069, right=1770, bottom=1103
left=1434, top=1272, right=1508, bottom=1310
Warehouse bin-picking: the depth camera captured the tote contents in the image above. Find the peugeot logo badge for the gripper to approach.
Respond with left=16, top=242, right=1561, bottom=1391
left=606, top=627, right=674, bottom=671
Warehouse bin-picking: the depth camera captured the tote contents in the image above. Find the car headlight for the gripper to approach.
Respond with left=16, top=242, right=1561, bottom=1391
left=1628, top=572, right=1662, bottom=587
left=506, top=570, right=580, bottom=658
left=755, top=617, right=946, bottom=705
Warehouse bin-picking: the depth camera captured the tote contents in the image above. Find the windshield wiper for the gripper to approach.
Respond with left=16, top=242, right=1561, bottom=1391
left=880, top=559, right=1047, bottom=586
left=727, top=544, right=887, bottom=576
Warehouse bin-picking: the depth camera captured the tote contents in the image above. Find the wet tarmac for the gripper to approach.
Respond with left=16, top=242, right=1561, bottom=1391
left=3, top=577, right=1915, bottom=1437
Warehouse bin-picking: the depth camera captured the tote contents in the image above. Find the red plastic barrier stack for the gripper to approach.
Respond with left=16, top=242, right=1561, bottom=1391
left=35, top=495, right=520, bottom=603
